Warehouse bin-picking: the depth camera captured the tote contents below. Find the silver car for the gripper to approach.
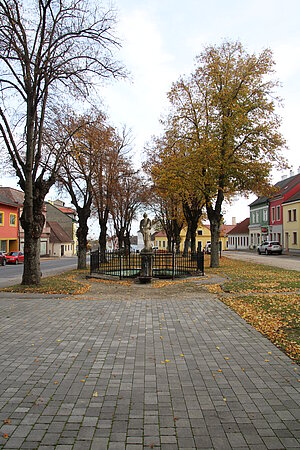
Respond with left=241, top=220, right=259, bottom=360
left=257, top=241, right=282, bottom=255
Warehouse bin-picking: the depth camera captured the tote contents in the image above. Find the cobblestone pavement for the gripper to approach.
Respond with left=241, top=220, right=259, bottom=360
left=0, top=288, right=299, bottom=449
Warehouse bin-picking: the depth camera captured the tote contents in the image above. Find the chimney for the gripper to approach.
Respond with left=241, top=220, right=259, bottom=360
left=290, top=169, right=294, bottom=177
left=232, top=217, right=236, bottom=226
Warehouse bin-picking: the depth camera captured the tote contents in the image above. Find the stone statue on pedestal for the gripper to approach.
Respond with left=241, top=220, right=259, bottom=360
left=140, top=213, right=152, bottom=253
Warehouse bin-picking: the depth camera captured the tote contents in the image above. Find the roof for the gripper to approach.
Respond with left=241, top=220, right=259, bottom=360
left=206, top=224, right=235, bottom=236
left=57, top=206, right=77, bottom=216
left=228, top=218, right=250, bottom=235
left=0, top=192, right=19, bottom=208
left=249, top=173, right=300, bottom=207
left=154, top=230, right=167, bottom=237
left=47, top=221, right=72, bottom=243
left=282, top=190, right=300, bottom=205
left=0, top=187, right=24, bottom=205
left=249, top=196, right=269, bottom=208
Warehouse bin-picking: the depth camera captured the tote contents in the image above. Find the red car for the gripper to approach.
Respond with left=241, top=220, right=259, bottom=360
left=0, top=251, right=7, bottom=266
left=6, top=251, right=24, bottom=264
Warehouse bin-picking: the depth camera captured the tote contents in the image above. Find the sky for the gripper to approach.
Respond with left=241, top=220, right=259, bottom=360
left=96, top=0, right=300, bottom=231
left=1, top=0, right=300, bottom=236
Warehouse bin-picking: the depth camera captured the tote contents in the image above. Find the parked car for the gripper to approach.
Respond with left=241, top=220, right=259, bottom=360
left=0, top=251, right=7, bottom=266
left=6, top=251, right=24, bottom=264
left=205, top=242, right=211, bottom=254
left=257, top=241, right=282, bottom=255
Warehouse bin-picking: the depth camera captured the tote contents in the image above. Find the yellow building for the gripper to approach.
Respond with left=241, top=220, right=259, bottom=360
left=154, top=223, right=234, bottom=252
left=282, top=192, right=300, bottom=253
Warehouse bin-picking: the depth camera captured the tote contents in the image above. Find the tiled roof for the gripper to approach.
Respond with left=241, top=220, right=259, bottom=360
left=228, top=218, right=250, bottom=235
left=206, top=224, right=235, bottom=236
left=0, top=187, right=24, bottom=205
left=0, top=192, right=18, bottom=207
left=47, top=221, right=72, bottom=243
left=154, top=230, right=167, bottom=237
left=282, top=190, right=300, bottom=204
left=249, top=173, right=300, bottom=206
left=57, top=206, right=77, bottom=215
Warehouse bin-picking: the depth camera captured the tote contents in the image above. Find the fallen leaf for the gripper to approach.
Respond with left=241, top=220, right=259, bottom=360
left=3, top=434, right=8, bottom=439
left=165, top=359, right=170, bottom=363
left=218, top=369, right=222, bottom=373
left=80, top=379, right=85, bottom=383
left=92, top=392, right=98, bottom=397
left=180, top=353, right=184, bottom=357
left=3, top=419, right=11, bottom=425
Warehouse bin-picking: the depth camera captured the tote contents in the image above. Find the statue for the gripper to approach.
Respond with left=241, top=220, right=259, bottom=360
left=140, top=213, right=152, bottom=252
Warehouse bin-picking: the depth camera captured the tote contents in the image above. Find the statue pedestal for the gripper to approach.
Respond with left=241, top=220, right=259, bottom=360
left=139, top=251, right=153, bottom=283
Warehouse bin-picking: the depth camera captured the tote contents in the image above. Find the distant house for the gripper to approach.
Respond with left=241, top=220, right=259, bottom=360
left=282, top=190, right=300, bottom=254
left=248, top=196, right=269, bottom=248
left=227, top=218, right=250, bottom=250
left=0, top=187, right=50, bottom=255
left=0, top=192, right=19, bottom=253
left=154, top=222, right=235, bottom=252
left=46, top=200, right=78, bottom=255
left=47, top=221, right=73, bottom=257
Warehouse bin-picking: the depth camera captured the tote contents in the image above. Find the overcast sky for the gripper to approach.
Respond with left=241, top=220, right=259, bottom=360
left=97, top=0, right=300, bottom=228
left=2, top=0, right=300, bottom=234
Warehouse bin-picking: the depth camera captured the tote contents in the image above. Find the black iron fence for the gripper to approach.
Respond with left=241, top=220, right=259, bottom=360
left=90, top=250, right=204, bottom=280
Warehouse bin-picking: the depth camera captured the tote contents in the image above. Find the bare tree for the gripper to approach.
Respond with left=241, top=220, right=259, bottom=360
left=91, top=126, right=131, bottom=262
left=110, top=162, right=149, bottom=253
left=0, top=0, right=124, bottom=284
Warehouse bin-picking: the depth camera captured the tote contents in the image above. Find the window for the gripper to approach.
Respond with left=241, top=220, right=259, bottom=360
left=163, top=241, right=165, bottom=248
left=0, top=212, right=3, bottom=226
left=276, top=206, right=280, bottom=221
left=293, top=209, right=297, bottom=221
left=159, top=241, right=161, bottom=248
left=256, top=211, right=259, bottom=223
left=293, top=232, right=297, bottom=245
left=197, top=230, right=203, bottom=236
left=252, top=212, right=255, bottom=223
left=277, top=233, right=281, bottom=244
left=288, top=210, right=292, bottom=222
left=271, top=208, right=275, bottom=222
left=9, top=213, right=16, bottom=227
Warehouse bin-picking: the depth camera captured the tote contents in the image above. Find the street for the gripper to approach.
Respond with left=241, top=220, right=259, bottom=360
left=224, top=250, right=300, bottom=271
left=0, top=256, right=78, bottom=288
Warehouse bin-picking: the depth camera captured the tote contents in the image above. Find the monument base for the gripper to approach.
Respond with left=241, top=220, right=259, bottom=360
left=138, top=251, right=153, bottom=283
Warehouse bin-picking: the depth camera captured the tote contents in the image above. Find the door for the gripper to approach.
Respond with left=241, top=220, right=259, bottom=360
left=61, top=245, right=64, bottom=256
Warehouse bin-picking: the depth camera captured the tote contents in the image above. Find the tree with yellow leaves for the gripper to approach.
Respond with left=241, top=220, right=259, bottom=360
left=167, top=41, right=286, bottom=267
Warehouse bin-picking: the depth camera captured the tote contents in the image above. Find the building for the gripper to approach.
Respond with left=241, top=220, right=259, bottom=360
left=0, top=187, right=50, bottom=255
left=248, top=196, right=269, bottom=248
left=269, top=173, right=300, bottom=245
left=282, top=191, right=300, bottom=254
left=46, top=200, right=78, bottom=255
left=154, top=222, right=235, bottom=252
left=227, top=218, right=250, bottom=250
left=47, top=221, right=74, bottom=257
left=0, top=192, right=19, bottom=253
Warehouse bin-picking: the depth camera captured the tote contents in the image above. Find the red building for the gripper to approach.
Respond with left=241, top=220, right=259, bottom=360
left=0, top=192, right=19, bottom=253
left=0, top=187, right=50, bottom=255
left=269, top=173, right=300, bottom=244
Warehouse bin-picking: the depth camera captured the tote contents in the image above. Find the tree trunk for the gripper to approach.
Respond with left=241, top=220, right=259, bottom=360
left=21, top=181, right=47, bottom=285
left=99, top=220, right=107, bottom=262
left=77, top=208, right=90, bottom=269
left=190, top=219, right=198, bottom=254
left=209, top=217, right=221, bottom=268
left=183, top=225, right=191, bottom=255
left=206, top=190, right=223, bottom=268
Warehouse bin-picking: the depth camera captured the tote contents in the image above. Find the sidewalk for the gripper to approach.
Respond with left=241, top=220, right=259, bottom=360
left=0, top=288, right=299, bottom=449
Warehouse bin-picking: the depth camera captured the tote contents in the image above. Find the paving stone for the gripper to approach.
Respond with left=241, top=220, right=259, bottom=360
left=0, top=292, right=299, bottom=449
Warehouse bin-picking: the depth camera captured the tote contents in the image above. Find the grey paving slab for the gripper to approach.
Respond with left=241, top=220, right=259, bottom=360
left=0, top=291, right=299, bottom=449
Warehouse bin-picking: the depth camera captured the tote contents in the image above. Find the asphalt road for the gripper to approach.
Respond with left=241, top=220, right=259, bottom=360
left=0, top=256, right=78, bottom=288
left=224, top=250, right=300, bottom=271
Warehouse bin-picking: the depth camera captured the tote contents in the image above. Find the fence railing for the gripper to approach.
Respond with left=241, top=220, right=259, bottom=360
left=90, top=249, right=204, bottom=280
